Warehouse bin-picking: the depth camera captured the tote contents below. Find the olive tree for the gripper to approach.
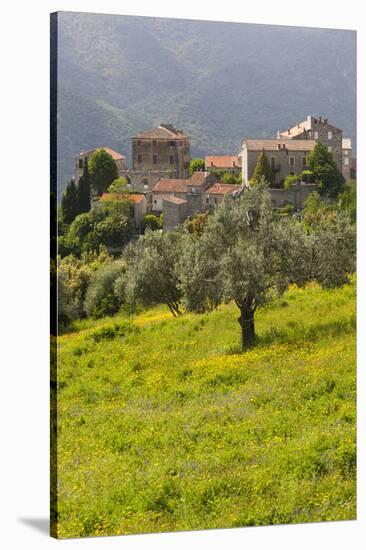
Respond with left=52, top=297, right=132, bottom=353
left=123, top=230, right=182, bottom=316
left=177, top=181, right=355, bottom=351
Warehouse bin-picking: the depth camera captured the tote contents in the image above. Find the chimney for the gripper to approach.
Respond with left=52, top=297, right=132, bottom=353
left=288, top=128, right=291, bottom=134
left=282, top=144, right=286, bottom=150
left=297, top=122, right=300, bottom=128
left=211, top=161, right=214, bottom=167
left=277, top=144, right=281, bottom=150
left=324, top=118, right=328, bottom=124
left=307, top=115, right=312, bottom=124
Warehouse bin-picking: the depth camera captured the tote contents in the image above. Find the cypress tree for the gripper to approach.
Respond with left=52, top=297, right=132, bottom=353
left=250, top=149, right=273, bottom=186
left=61, top=179, right=79, bottom=225
left=77, top=157, right=91, bottom=213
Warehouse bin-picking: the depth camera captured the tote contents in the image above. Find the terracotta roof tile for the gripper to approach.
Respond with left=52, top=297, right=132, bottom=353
left=188, top=171, right=210, bottom=186
left=152, top=179, right=188, bottom=193
left=244, top=139, right=316, bottom=152
left=77, top=147, right=126, bottom=160
left=206, top=183, right=241, bottom=195
left=100, top=193, right=145, bottom=204
left=205, top=156, right=241, bottom=169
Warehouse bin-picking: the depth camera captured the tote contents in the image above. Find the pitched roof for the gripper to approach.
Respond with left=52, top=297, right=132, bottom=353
left=205, top=156, right=241, bottom=169
left=244, top=139, right=316, bottom=152
left=279, top=120, right=311, bottom=138
left=77, top=147, right=126, bottom=160
left=188, top=171, right=210, bottom=186
left=134, top=124, right=188, bottom=140
left=206, top=183, right=242, bottom=195
left=152, top=179, right=188, bottom=193
left=99, top=193, right=145, bottom=204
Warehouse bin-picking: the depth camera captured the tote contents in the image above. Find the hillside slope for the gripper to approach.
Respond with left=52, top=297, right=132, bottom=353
left=56, top=12, right=356, bottom=192
left=54, top=280, right=356, bottom=538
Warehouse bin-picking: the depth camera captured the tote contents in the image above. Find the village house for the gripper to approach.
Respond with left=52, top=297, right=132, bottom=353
left=74, top=147, right=127, bottom=182
left=152, top=171, right=216, bottom=217
left=203, top=183, right=243, bottom=212
left=152, top=171, right=243, bottom=230
left=205, top=155, right=241, bottom=175
left=277, top=115, right=353, bottom=180
left=132, top=124, right=190, bottom=178
left=241, top=139, right=316, bottom=186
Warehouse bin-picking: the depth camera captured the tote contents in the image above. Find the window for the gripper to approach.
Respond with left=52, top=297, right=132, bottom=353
left=138, top=154, right=142, bottom=164
left=289, top=156, right=295, bottom=167
left=328, top=146, right=332, bottom=153
left=137, top=140, right=142, bottom=146
left=214, top=198, right=217, bottom=205
left=169, top=155, right=174, bottom=165
left=302, top=156, right=307, bottom=167
left=152, top=140, right=156, bottom=146
left=206, top=196, right=209, bottom=203
left=344, top=150, right=349, bottom=156
left=169, top=141, right=175, bottom=147
left=314, top=131, right=319, bottom=139
left=270, top=157, right=276, bottom=170
left=153, top=154, right=157, bottom=164
left=78, top=158, right=83, bottom=169
left=344, top=157, right=349, bottom=166
left=328, top=131, right=332, bottom=140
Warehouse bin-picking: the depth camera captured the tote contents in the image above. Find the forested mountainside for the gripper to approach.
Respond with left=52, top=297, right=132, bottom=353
left=56, top=12, right=356, bottom=194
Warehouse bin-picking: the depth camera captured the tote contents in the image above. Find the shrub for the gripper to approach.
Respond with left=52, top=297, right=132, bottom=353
left=84, top=261, right=126, bottom=318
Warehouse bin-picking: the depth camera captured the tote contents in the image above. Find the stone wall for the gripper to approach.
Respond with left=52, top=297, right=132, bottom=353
left=269, top=183, right=316, bottom=210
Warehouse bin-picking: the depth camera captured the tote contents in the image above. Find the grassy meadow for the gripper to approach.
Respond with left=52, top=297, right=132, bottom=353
left=53, top=279, right=356, bottom=538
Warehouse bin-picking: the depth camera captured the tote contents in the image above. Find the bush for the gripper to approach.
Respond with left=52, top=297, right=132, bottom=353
left=84, top=261, right=126, bottom=318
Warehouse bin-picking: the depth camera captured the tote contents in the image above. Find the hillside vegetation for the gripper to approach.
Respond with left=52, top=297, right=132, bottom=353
left=54, top=279, right=356, bottom=538
left=56, top=12, right=356, bottom=192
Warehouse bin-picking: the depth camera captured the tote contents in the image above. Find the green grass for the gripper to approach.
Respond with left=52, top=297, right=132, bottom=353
left=54, top=280, right=356, bottom=538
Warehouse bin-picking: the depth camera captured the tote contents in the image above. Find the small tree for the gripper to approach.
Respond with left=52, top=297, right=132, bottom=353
left=189, top=158, right=205, bottom=176
left=124, top=230, right=181, bottom=316
left=107, top=176, right=130, bottom=194
left=250, top=149, right=273, bottom=186
left=141, top=214, right=163, bottom=233
left=307, top=141, right=345, bottom=198
left=84, top=260, right=126, bottom=318
left=89, top=148, right=119, bottom=196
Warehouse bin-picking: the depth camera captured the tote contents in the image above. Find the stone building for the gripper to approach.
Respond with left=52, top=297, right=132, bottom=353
left=341, top=138, right=353, bottom=181
left=162, top=196, right=189, bottom=231
left=278, top=115, right=343, bottom=172
left=74, top=147, right=126, bottom=182
left=132, top=123, right=190, bottom=179
left=241, top=139, right=316, bottom=187
left=203, top=183, right=243, bottom=212
left=205, top=156, right=241, bottom=174
left=152, top=171, right=216, bottom=217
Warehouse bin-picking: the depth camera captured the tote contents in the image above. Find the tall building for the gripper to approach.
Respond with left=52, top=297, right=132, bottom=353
left=278, top=115, right=343, bottom=173
left=132, top=123, right=190, bottom=179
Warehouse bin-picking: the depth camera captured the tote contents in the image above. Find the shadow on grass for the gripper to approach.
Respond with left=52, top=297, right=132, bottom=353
left=258, top=315, right=356, bottom=348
